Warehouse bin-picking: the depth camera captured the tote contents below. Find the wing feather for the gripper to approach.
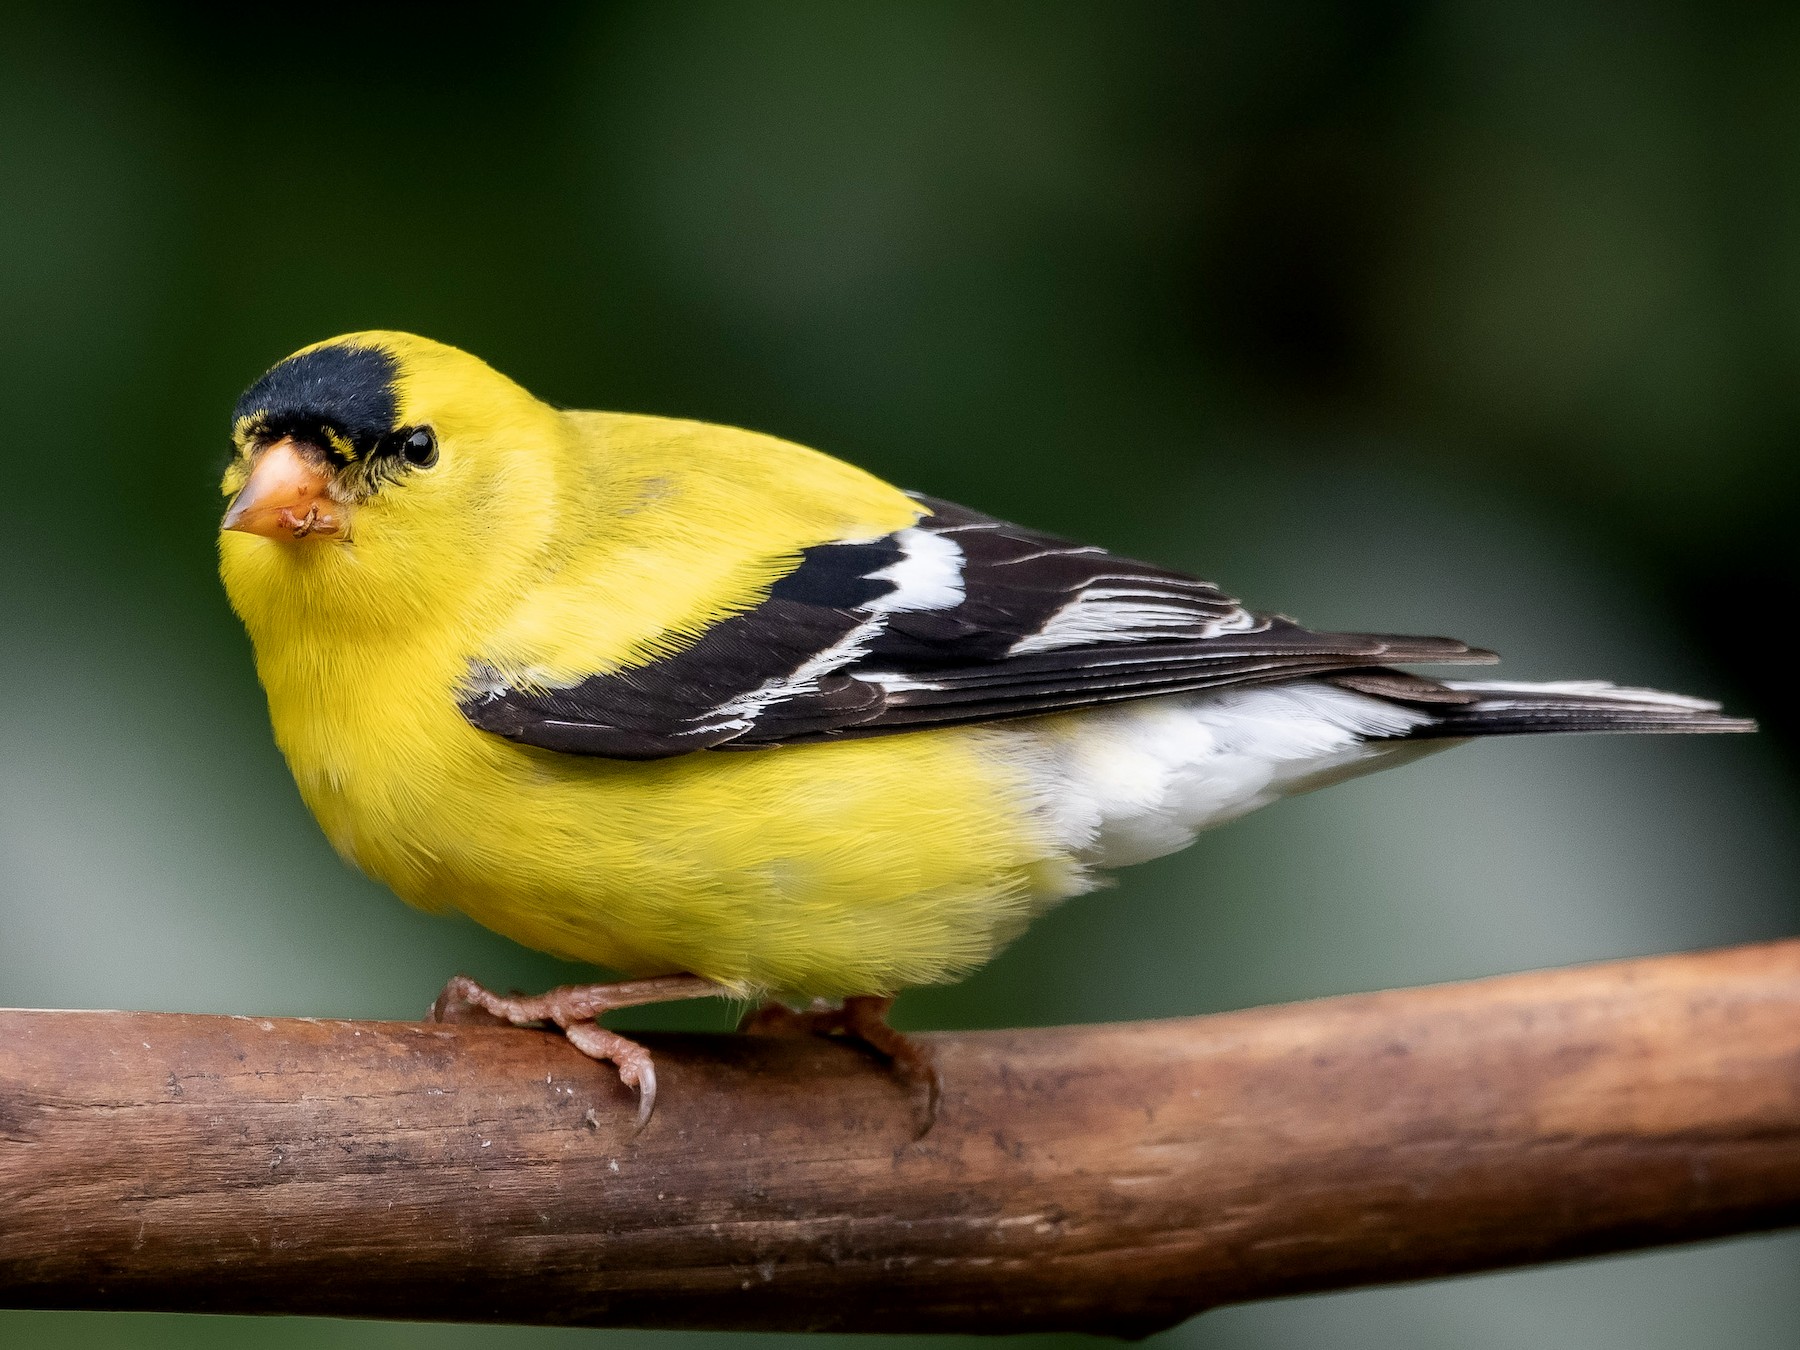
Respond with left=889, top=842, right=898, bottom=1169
left=461, top=495, right=1494, bottom=758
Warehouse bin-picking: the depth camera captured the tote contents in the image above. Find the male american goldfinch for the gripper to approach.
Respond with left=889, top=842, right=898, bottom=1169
left=218, top=332, right=1753, bottom=1124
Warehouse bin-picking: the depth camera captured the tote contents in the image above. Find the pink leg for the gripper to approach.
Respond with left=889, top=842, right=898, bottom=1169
left=742, top=994, right=940, bottom=1135
left=431, top=972, right=728, bottom=1129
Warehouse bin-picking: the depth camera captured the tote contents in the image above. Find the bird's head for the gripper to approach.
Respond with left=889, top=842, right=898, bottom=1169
left=219, top=332, right=564, bottom=637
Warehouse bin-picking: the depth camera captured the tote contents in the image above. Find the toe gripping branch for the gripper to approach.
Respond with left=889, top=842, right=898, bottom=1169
left=6, top=941, right=1800, bottom=1333
left=429, top=977, right=939, bottom=1134
left=430, top=972, right=726, bottom=1130
left=742, top=994, right=941, bottom=1135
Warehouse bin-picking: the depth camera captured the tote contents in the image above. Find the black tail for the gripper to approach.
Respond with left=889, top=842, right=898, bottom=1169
left=1402, top=680, right=1756, bottom=739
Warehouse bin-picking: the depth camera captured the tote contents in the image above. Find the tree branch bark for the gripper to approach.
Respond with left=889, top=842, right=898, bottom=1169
left=3, top=941, right=1798, bottom=1336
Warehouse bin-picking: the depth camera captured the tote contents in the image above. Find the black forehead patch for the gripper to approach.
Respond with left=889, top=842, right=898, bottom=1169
left=232, top=343, right=399, bottom=458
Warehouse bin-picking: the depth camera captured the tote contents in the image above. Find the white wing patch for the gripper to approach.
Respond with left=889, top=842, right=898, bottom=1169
left=704, top=528, right=966, bottom=731
left=861, top=671, right=947, bottom=693
left=1441, top=679, right=1722, bottom=711
left=867, top=527, right=965, bottom=614
left=1008, top=585, right=1263, bottom=656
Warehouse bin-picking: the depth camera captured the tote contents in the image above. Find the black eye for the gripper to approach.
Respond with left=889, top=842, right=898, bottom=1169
left=399, top=427, right=438, bottom=468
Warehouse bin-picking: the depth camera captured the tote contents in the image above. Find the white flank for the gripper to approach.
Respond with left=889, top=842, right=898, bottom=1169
left=1018, top=681, right=1438, bottom=869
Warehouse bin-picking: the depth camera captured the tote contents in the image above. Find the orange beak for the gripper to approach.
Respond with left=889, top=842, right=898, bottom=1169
left=222, top=437, right=346, bottom=540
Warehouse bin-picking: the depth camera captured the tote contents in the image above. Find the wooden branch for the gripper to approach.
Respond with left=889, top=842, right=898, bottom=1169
left=3, top=942, right=1798, bottom=1336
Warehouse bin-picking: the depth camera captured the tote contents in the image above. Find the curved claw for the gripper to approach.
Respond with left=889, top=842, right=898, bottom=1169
left=739, top=994, right=940, bottom=1137
left=631, top=1060, right=657, bottom=1133
left=907, top=1063, right=942, bottom=1140
left=429, top=974, right=513, bottom=1025
left=425, top=972, right=724, bottom=1135
left=564, top=1019, right=659, bottom=1133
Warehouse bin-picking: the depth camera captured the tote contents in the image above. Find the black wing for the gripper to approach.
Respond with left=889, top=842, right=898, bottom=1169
left=461, top=495, right=1493, bottom=759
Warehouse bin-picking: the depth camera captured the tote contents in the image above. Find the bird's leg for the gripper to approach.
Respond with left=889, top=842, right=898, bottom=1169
left=741, top=994, right=940, bottom=1136
left=430, top=972, right=728, bottom=1129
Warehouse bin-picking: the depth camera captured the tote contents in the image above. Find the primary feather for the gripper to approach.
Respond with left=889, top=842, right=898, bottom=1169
left=218, top=332, right=1752, bottom=1000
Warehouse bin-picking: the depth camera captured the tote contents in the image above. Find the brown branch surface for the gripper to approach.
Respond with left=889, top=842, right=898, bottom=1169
left=2, top=941, right=1799, bottom=1336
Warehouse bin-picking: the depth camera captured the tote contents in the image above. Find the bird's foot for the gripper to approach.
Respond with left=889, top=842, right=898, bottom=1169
left=430, top=972, right=726, bottom=1130
left=741, top=994, right=940, bottom=1136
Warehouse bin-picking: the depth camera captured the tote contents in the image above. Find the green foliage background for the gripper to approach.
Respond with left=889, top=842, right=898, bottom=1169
left=3, top=3, right=1797, bottom=1346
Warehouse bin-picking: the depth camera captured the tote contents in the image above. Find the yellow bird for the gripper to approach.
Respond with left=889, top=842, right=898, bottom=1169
left=218, top=331, right=1752, bottom=1124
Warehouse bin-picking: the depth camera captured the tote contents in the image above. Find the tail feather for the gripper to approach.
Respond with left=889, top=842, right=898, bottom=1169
left=1402, top=679, right=1756, bottom=739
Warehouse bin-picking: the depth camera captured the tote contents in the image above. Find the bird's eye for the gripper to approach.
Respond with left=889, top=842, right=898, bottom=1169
left=399, top=428, right=438, bottom=468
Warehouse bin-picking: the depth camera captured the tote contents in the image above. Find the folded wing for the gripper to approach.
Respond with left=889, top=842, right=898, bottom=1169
left=461, top=495, right=1494, bottom=759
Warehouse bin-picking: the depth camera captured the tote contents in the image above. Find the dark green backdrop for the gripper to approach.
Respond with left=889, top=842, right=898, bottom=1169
left=3, top=4, right=1796, bottom=1347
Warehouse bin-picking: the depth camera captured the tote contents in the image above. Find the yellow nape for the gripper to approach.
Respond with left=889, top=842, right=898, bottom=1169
left=477, top=409, right=920, bottom=683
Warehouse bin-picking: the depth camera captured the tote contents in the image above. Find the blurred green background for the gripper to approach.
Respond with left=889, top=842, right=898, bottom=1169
left=3, top=2, right=1797, bottom=1347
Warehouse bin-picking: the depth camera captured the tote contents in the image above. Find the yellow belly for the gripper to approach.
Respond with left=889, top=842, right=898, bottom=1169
left=279, top=683, right=1078, bottom=999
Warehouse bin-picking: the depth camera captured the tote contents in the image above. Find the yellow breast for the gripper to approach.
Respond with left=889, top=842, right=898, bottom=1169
left=259, top=640, right=1072, bottom=997
left=223, top=407, right=1081, bottom=998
